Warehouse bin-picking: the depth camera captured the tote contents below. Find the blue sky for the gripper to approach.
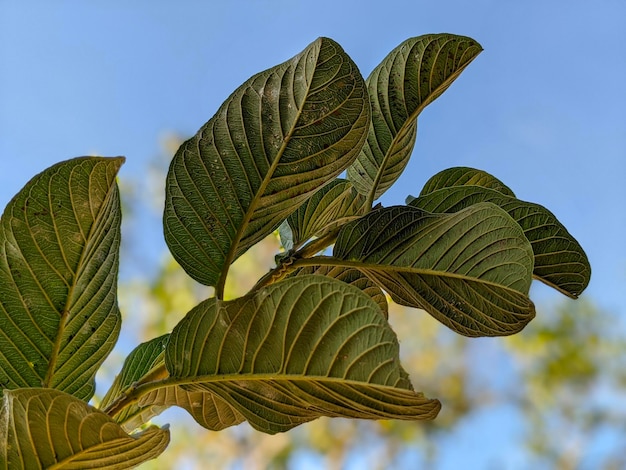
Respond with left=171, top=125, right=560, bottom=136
left=1, top=1, right=625, bottom=467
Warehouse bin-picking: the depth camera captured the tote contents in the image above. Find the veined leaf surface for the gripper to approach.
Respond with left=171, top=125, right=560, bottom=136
left=280, top=179, right=366, bottom=251
left=100, top=335, right=170, bottom=432
left=288, top=265, right=388, bottom=318
left=347, top=34, right=482, bottom=202
left=164, top=37, right=370, bottom=295
left=0, top=388, right=169, bottom=469
left=416, top=166, right=515, bottom=197
left=0, top=157, right=123, bottom=400
left=408, top=182, right=590, bottom=298
left=101, top=335, right=243, bottom=433
left=165, top=275, right=439, bottom=434
left=333, top=204, right=536, bottom=336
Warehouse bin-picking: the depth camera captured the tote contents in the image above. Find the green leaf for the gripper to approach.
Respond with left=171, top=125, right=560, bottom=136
left=0, top=388, right=169, bottom=469
left=280, top=179, right=367, bottom=251
left=415, top=166, right=515, bottom=198
left=165, top=275, right=440, bottom=434
left=100, top=335, right=170, bottom=432
left=333, top=204, right=536, bottom=337
left=137, top=386, right=245, bottom=433
left=347, top=34, right=482, bottom=203
left=164, top=37, right=370, bottom=296
left=408, top=168, right=591, bottom=298
left=0, top=157, right=123, bottom=400
left=101, top=335, right=244, bottom=432
left=288, top=265, right=388, bottom=318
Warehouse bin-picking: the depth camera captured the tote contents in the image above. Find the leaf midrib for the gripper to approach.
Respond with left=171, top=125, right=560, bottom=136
left=288, top=256, right=529, bottom=292
left=366, top=39, right=480, bottom=207
left=43, top=165, right=117, bottom=388
left=214, top=46, right=318, bottom=299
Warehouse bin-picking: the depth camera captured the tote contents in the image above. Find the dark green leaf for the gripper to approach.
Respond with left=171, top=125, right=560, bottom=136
left=333, top=204, right=536, bottom=337
left=347, top=34, right=482, bottom=202
left=408, top=169, right=590, bottom=297
left=165, top=275, right=439, bottom=434
left=415, top=166, right=515, bottom=198
left=0, top=388, right=169, bottom=469
left=0, top=157, right=123, bottom=400
left=164, top=37, right=370, bottom=295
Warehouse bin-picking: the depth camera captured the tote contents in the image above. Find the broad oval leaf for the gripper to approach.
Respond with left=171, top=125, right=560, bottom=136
left=333, top=204, right=536, bottom=337
left=164, top=37, right=370, bottom=294
left=165, top=275, right=440, bottom=434
left=0, top=388, right=169, bottom=469
left=416, top=166, right=515, bottom=198
left=408, top=183, right=591, bottom=298
left=0, top=157, right=123, bottom=400
left=280, top=179, right=366, bottom=251
left=347, top=34, right=482, bottom=202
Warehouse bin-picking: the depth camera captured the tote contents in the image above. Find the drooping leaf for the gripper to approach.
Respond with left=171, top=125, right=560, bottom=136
left=165, top=275, right=440, bottom=434
left=347, top=34, right=482, bottom=202
left=280, top=179, right=366, bottom=251
left=164, top=37, right=370, bottom=295
left=408, top=168, right=591, bottom=297
left=137, top=385, right=245, bottom=433
left=332, top=204, right=536, bottom=337
left=0, top=388, right=169, bottom=469
left=415, top=166, right=515, bottom=198
left=101, top=335, right=243, bottom=433
left=0, top=157, right=123, bottom=401
left=288, top=265, right=388, bottom=318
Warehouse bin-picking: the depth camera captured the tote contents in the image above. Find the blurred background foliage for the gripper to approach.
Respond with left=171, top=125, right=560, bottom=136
left=97, top=137, right=625, bottom=469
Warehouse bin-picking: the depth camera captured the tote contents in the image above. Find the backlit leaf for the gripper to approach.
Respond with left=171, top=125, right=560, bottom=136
left=347, top=34, right=482, bottom=202
left=416, top=166, right=515, bottom=197
left=101, top=335, right=244, bottom=433
left=0, top=388, right=169, bottom=469
left=408, top=167, right=591, bottom=297
left=164, top=37, right=370, bottom=295
left=165, top=275, right=439, bottom=434
left=0, top=157, right=123, bottom=400
left=288, top=265, right=388, bottom=318
left=280, top=179, right=366, bottom=251
left=333, top=204, right=536, bottom=336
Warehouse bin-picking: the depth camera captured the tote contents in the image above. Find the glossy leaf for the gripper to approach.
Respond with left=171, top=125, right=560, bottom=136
left=0, top=388, right=169, bottom=469
left=333, top=204, right=536, bottom=336
left=165, top=275, right=440, bottom=434
left=409, top=168, right=591, bottom=297
left=0, top=157, right=123, bottom=400
left=163, top=37, right=370, bottom=294
left=347, top=34, right=482, bottom=202
left=280, top=179, right=366, bottom=251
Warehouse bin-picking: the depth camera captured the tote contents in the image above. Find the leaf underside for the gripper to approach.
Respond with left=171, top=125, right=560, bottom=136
left=0, top=157, right=123, bottom=401
left=165, top=275, right=440, bottom=434
left=347, top=34, right=483, bottom=202
left=281, top=179, right=366, bottom=251
left=164, top=36, right=370, bottom=292
left=332, top=203, right=536, bottom=336
left=409, top=167, right=591, bottom=298
left=0, top=388, right=169, bottom=469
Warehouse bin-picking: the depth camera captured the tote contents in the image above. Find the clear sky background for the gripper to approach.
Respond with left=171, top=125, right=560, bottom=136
left=1, top=1, right=625, bottom=468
